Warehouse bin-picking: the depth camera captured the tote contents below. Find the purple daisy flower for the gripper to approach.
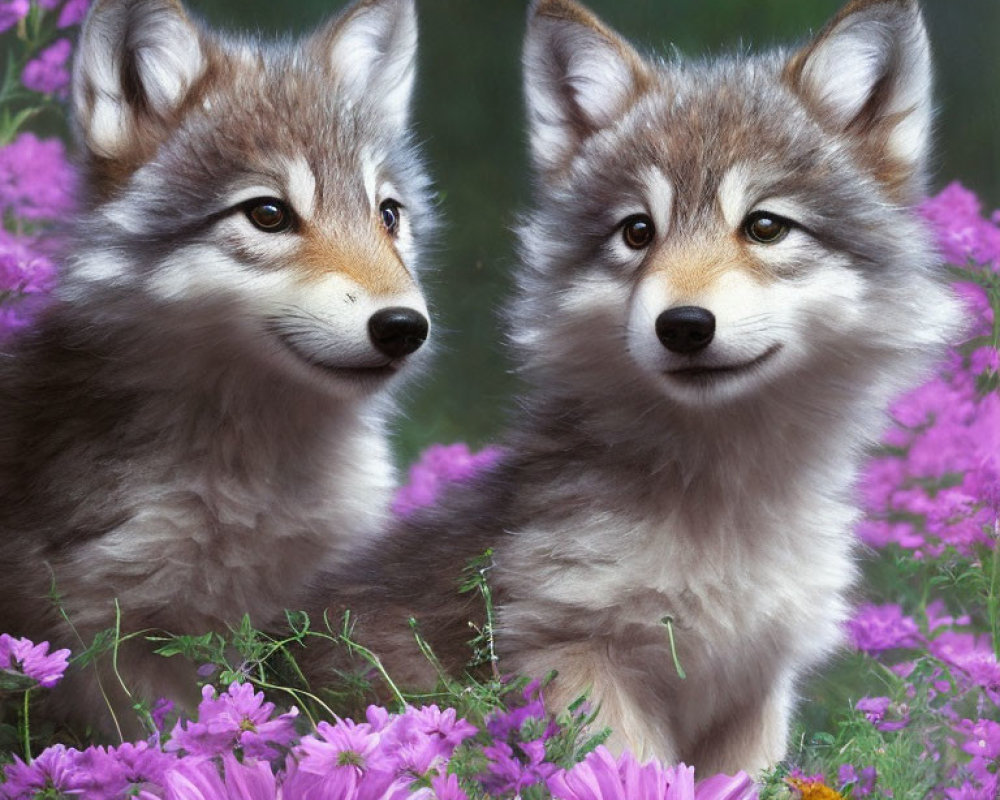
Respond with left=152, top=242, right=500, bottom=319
left=166, top=682, right=299, bottom=760
left=429, top=773, right=468, bottom=800
left=392, top=443, right=505, bottom=516
left=406, top=705, right=477, bottom=749
left=0, top=133, right=78, bottom=221
left=485, top=678, right=559, bottom=743
left=290, top=717, right=413, bottom=799
left=72, top=741, right=177, bottom=800
left=957, top=718, right=1000, bottom=761
left=837, top=764, right=878, bottom=797
left=548, top=746, right=757, bottom=800
left=21, top=38, right=73, bottom=96
left=296, top=718, right=381, bottom=775
left=160, top=754, right=278, bottom=800
left=482, top=738, right=557, bottom=796
left=0, top=231, right=57, bottom=296
left=0, top=0, right=29, bottom=34
left=57, top=0, right=90, bottom=27
left=0, top=745, right=83, bottom=799
left=0, top=634, right=70, bottom=688
left=152, top=697, right=177, bottom=733
left=846, top=603, right=923, bottom=655
left=855, top=696, right=910, bottom=732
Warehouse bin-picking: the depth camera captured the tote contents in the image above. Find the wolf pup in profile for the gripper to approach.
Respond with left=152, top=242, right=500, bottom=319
left=299, top=0, right=961, bottom=775
left=0, top=0, right=433, bottom=731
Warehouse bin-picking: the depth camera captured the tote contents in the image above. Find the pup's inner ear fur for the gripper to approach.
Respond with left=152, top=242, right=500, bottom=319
left=73, top=0, right=206, bottom=160
left=316, top=0, right=418, bottom=132
left=523, top=0, right=650, bottom=175
left=785, top=0, right=932, bottom=200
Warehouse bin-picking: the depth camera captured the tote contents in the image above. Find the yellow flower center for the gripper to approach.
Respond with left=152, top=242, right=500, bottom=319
left=787, top=778, right=847, bottom=800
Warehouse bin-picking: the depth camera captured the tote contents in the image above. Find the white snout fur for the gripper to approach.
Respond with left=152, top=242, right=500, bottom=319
left=627, top=263, right=867, bottom=405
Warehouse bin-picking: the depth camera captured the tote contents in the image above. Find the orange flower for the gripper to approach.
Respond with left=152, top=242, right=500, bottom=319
left=787, top=777, right=847, bottom=800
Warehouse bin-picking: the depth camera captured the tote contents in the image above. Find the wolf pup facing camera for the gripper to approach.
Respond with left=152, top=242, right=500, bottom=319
left=0, top=0, right=433, bottom=731
left=299, top=0, right=963, bottom=776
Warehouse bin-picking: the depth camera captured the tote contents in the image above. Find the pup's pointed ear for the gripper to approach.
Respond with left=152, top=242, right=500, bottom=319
left=785, top=0, right=932, bottom=200
left=73, top=0, right=206, bottom=159
left=316, top=0, right=418, bottom=131
left=524, top=0, right=651, bottom=175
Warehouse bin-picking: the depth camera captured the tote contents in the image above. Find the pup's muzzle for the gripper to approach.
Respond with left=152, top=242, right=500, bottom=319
left=368, top=307, right=429, bottom=359
left=656, top=306, right=715, bottom=354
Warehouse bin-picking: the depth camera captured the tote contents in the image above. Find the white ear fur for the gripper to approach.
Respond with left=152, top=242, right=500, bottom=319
left=791, top=0, right=932, bottom=175
left=73, top=0, right=204, bottom=158
left=324, top=0, right=418, bottom=131
left=523, top=0, right=648, bottom=174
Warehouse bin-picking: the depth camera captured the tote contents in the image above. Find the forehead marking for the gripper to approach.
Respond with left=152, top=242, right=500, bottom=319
left=285, top=156, right=317, bottom=221
left=360, top=149, right=380, bottom=207
left=643, top=168, right=674, bottom=238
left=717, top=163, right=752, bottom=230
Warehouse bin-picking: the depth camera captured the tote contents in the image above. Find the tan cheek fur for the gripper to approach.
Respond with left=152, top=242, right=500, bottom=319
left=296, top=222, right=414, bottom=297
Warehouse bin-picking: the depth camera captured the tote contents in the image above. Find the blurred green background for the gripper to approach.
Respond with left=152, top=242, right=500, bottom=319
left=115, top=1, right=1000, bottom=464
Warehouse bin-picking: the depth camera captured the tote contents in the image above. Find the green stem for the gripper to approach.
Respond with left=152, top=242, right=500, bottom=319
left=22, top=688, right=31, bottom=761
left=331, top=610, right=408, bottom=711
left=249, top=678, right=335, bottom=728
left=661, top=616, right=687, bottom=680
left=339, top=636, right=408, bottom=711
left=408, top=617, right=458, bottom=691
left=480, top=571, right=499, bottom=678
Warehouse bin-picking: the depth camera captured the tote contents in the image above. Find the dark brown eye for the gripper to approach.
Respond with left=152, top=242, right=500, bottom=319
left=244, top=198, right=293, bottom=233
left=621, top=214, right=655, bottom=250
left=743, top=211, right=792, bottom=244
left=380, top=199, right=402, bottom=236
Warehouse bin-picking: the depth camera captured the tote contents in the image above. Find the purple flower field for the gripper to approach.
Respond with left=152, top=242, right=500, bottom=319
left=0, top=2, right=998, bottom=798
left=0, top=661, right=758, bottom=800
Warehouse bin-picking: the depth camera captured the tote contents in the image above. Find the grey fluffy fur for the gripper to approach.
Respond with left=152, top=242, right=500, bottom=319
left=297, top=0, right=962, bottom=776
left=0, top=0, right=433, bottom=734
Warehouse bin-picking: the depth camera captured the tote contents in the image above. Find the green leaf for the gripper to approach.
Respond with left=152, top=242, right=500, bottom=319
left=285, top=610, right=311, bottom=637
left=0, top=105, right=42, bottom=144
left=152, top=632, right=218, bottom=659
left=810, top=731, right=836, bottom=746
left=0, top=670, right=37, bottom=692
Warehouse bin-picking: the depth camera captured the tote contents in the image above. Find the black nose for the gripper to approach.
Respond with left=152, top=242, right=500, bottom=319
left=656, top=306, right=716, bottom=354
left=368, top=307, right=428, bottom=359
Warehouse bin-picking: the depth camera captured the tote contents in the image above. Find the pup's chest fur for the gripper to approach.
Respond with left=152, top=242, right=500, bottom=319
left=64, top=423, right=394, bottom=632
left=491, top=457, right=857, bottom=760
left=0, top=343, right=395, bottom=637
